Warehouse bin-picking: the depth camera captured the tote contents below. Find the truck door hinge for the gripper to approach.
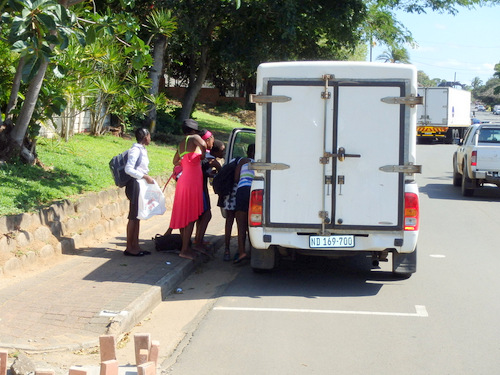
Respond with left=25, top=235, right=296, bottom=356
left=381, top=95, right=423, bottom=107
left=379, top=163, right=422, bottom=174
left=321, top=74, right=333, bottom=99
left=249, top=93, right=292, bottom=105
left=249, top=162, right=290, bottom=172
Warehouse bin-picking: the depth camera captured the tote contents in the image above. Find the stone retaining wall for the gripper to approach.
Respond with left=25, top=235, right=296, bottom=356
left=0, top=176, right=175, bottom=278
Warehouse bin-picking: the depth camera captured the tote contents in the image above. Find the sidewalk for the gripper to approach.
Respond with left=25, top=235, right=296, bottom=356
left=0, top=194, right=227, bottom=353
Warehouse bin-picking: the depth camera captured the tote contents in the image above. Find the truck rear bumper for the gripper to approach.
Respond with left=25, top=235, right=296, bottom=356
left=473, top=171, right=500, bottom=182
left=248, top=228, right=418, bottom=254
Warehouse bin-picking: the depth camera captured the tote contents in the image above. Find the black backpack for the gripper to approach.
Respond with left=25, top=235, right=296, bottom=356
left=212, top=157, right=241, bottom=196
left=153, top=233, right=182, bottom=252
left=109, top=146, right=142, bottom=188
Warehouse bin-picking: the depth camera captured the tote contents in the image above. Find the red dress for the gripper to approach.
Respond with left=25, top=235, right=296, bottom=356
left=169, top=152, right=204, bottom=229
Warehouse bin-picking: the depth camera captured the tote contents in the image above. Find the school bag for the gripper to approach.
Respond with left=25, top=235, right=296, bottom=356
left=212, top=157, right=241, bottom=197
left=109, top=146, right=142, bottom=188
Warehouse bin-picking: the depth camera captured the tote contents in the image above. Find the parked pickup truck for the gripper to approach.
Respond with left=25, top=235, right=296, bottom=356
left=453, top=124, right=500, bottom=196
left=230, top=61, right=422, bottom=276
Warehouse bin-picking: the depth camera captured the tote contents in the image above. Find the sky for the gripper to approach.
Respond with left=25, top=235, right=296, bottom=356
left=367, top=5, right=500, bottom=86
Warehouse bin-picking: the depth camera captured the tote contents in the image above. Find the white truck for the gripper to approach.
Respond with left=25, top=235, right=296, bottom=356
left=416, top=87, right=471, bottom=143
left=452, top=124, right=500, bottom=196
left=227, top=61, right=422, bottom=276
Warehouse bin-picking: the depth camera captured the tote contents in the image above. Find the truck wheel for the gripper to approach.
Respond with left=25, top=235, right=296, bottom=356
left=392, top=248, right=417, bottom=277
left=452, top=157, right=461, bottom=186
left=251, top=246, right=276, bottom=273
left=461, top=167, right=474, bottom=197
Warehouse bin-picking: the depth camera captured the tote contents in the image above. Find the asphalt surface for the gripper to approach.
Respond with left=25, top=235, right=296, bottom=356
left=0, top=193, right=227, bottom=353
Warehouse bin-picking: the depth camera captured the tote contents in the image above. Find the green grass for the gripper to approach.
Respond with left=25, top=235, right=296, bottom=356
left=0, top=110, right=247, bottom=217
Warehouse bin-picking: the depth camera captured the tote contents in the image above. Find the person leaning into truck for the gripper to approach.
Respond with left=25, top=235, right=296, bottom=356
left=233, top=143, right=255, bottom=265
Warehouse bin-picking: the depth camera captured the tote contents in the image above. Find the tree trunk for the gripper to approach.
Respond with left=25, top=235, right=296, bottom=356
left=5, top=56, right=25, bottom=124
left=9, top=58, right=49, bottom=148
left=179, top=47, right=211, bottom=121
left=148, top=34, right=167, bottom=134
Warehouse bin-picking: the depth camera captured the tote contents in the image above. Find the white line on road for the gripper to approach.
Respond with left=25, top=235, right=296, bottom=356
left=214, top=305, right=428, bottom=318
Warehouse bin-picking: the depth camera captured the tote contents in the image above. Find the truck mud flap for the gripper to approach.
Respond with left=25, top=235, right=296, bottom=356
left=392, top=248, right=417, bottom=275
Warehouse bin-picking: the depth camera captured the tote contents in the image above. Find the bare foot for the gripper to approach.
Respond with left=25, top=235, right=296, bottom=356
left=192, top=244, right=214, bottom=259
left=179, top=250, right=196, bottom=261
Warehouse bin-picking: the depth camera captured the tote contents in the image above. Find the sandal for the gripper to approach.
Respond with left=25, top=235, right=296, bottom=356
left=223, top=248, right=231, bottom=262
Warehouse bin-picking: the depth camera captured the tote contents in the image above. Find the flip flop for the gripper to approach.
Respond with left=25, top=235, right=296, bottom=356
left=223, top=248, right=231, bottom=262
left=233, top=254, right=250, bottom=266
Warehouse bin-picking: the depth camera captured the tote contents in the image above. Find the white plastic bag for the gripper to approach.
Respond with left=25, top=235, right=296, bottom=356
left=137, top=179, right=166, bottom=220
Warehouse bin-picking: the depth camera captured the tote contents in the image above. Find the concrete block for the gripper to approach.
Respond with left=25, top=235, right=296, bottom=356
left=90, top=208, right=102, bottom=223
left=60, top=238, right=75, bottom=254
left=137, top=362, right=155, bottom=375
left=149, top=340, right=160, bottom=367
left=49, top=221, right=63, bottom=238
left=99, top=335, right=117, bottom=362
left=93, top=224, right=105, bottom=240
left=34, top=226, right=52, bottom=243
left=10, top=352, right=35, bottom=375
left=23, top=251, right=37, bottom=266
left=35, top=370, right=55, bottom=375
left=99, top=360, right=118, bottom=375
left=40, top=244, right=54, bottom=258
left=0, top=235, right=16, bottom=253
left=0, top=216, right=8, bottom=234
left=0, top=350, right=7, bottom=375
left=138, top=349, right=148, bottom=366
left=18, top=213, right=33, bottom=231
left=63, top=217, right=78, bottom=235
left=75, top=193, right=99, bottom=213
left=3, top=257, right=22, bottom=275
left=134, top=333, right=151, bottom=365
left=2, top=214, right=22, bottom=233
left=16, top=231, right=32, bottom=247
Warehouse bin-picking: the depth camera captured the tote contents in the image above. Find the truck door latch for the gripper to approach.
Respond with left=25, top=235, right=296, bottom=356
left=321, top=147, right=361, bottom=163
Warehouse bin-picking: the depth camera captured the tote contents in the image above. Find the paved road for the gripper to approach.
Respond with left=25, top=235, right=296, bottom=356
left=162, top=143, right=500, bottom=375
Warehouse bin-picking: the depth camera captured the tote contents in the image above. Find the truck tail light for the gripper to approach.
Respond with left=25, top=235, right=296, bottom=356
left=471, top=151, right=477, bottom=166
left=249, top=189, right=263, bottom=227
left=404, top=192, right=419, bottom=231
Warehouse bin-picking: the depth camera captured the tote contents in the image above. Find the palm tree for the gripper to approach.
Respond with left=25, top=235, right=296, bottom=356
left=377, top=47, right=410, bottom=63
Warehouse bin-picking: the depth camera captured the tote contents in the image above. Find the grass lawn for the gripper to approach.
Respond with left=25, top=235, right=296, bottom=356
left=0, top=109, right=251, bottom=217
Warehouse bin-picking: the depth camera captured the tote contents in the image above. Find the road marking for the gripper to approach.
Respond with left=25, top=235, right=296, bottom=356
left=214, top=305, right=428, bottom=318
left=430, top=254, right=446, bottom=258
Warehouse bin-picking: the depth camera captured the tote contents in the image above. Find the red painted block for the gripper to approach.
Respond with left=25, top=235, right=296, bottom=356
left=100, top=360, right=119, bottom=375
left=138, top=349, right=149, bottom=366
left=99, top=335, right=117, bottom=362
left=69, top=368, right=88, bottom=375
left=134, top=333, right=151, bottom=365
left=0, top=351, right=8, bottom=375
left=137, top=362, right=155, bottom=375
left=149, top=340, right=160, bottom=367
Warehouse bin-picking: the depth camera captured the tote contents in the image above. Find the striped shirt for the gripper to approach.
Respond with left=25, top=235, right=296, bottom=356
left=237, top=160, right=254, bottom=189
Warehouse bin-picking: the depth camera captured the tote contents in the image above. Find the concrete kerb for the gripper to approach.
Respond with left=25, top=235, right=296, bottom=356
left=106, top=234, right=226, bottom=337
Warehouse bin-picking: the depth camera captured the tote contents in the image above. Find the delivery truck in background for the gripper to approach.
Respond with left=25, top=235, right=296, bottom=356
left=228, top=61, right=422, bottom=276
left=416, top=87, right=471, bottom=143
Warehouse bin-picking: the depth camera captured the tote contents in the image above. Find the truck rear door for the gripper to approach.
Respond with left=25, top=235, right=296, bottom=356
left=262, top=79, right=406, bottom=231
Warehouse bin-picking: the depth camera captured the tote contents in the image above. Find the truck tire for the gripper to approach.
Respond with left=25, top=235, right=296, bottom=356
left=392, top=248, right=417, bottom=277
left=452, top=157, right=462, bottom=186
left=461, top=166, right=475, bottom=197
left=251, top=246, right=276, bottom=273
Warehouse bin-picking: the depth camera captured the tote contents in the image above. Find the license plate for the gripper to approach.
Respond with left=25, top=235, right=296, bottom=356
left=309, top=235, right=355, bottom=248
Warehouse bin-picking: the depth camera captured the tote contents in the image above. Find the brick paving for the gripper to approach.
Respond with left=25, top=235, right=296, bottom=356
left=0, top=195, right=226, bottom=352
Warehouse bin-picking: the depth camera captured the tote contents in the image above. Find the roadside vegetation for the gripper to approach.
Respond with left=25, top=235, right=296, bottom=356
left=0, top=109, right=246, bottom=217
